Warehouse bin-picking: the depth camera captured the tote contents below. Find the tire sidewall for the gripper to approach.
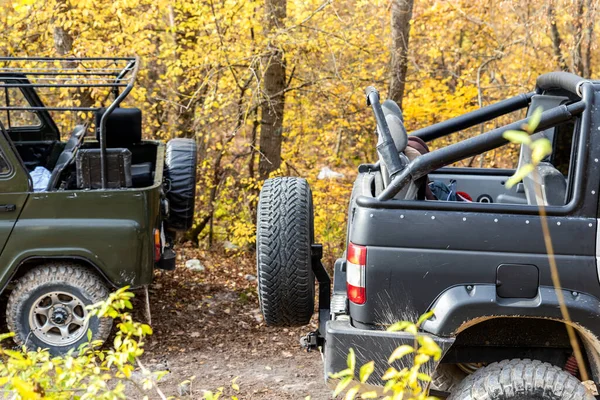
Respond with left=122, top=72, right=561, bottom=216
left=14, top=283, right=102, bottom=354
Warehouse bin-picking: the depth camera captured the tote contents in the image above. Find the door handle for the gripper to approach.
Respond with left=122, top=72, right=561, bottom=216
left=0, top=204, right=16, bottom=212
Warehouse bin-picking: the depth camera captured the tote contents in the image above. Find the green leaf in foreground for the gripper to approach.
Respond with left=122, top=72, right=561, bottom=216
left=503, top=130, right=531, bottom=145
left=505, top=164, right=534, bottom=188
left=359, top=361, right=375, bottom=383
left=388, top=344, right=414, bottom=363
left=527, top=106, right=544, bottom=133
left=531, top=138, right=552, bottom=164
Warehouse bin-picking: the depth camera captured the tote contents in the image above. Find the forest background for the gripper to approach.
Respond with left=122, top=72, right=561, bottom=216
left=1, top=0, right=597, bottom=261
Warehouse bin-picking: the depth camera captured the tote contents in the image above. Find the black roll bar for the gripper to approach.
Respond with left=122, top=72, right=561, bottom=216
left=536, top=72, right=590, bottom=96
left=97, top=58, right=140, bottom=188
left=412, top=92, right=535, bottom=142
left=365, top=86, right=404, bottom=179
left=378, top=100, right=587, bottom=201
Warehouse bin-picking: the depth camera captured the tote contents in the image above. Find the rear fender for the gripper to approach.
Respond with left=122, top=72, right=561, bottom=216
left=422, top=285, right=600, bottom=385
left=422, top=285, right=600, bottom=337
left=1, top=254, right=117, bottom=293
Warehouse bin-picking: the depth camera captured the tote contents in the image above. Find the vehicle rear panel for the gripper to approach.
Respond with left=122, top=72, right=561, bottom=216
left=0, top=141, right=165, bottom=290
left=348, top=205, right=598, bottom=329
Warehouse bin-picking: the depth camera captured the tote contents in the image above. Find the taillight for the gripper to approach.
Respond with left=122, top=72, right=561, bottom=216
left=154, top=229, right=161, bottom=262
left=347, top=243, right=366, bottom=304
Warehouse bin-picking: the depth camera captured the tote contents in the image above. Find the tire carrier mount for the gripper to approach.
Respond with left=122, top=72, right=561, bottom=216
left=301, top=243, right=331, bottom=352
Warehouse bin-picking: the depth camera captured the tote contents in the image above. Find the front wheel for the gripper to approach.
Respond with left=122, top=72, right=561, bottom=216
left=447, top=359, right=594, bottom=400
left=6, top=264, right=112, bottom=355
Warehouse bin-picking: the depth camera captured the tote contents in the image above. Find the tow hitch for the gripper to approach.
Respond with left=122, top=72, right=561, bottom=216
left=301, top=244, right=331, bottom=352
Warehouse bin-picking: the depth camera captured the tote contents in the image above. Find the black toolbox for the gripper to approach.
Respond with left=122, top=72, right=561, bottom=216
left=76, top=148, right=133, bottom=189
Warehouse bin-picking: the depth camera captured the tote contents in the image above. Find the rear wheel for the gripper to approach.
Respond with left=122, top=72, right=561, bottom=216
left=256, top=177, right=315, bottom=326
left=447, top=359, right=594, bottom=400
left=6, top=264, right=112, bottom=355
left=431, top=364, right=467, bottom=394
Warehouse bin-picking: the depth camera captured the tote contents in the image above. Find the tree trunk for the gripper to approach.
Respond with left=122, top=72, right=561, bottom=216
left=572, top=0, right=585, bottom=76
left=547, top=2, right=569, bottom=71
left=259, top=0, right=286, bottom=180
left=388, top=0, right=414, bottom=108
left=52, top=1, right=94, bottom=125
left=583, top=0, right=595, bottom=77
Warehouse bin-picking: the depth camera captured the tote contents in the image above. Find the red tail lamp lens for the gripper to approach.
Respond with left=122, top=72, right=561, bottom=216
left=347, top=243, right=366, bottom=265
left=347, top=243, right=366, bottom=305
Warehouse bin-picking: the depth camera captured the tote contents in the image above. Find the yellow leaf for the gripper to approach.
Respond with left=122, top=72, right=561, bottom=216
left=11, top=378, right=38, bottom=400
left=506, top=164, right=535, bottom=188
left=528, top=106, right=544, bottom=133
left=359, top=361, right=374, bottom=383
left=417, top=335, right=442, bottom=359
left=382, top=367, right=398, bottom=381
left=503, top=130, right=531, bottom=145
left=333, top=376, right=353, bottom=397
left=417, top=311, right=435, bottom=327
left=345, top=385, right=360, bottom=400
left=387, top=321, right=412, bottom=332
left=388, top=345, right=414, bottom=363
left=531, top=138, right=552, bottom=164
left=348, top=348, right=356, bottom=372
left=360, top=391, right=378, bottom=399
left=329, top=368, right=353, bottom=380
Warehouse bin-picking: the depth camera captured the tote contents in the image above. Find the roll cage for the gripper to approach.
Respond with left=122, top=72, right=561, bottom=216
left=0, top=57, right=140, bottom=189
left=362, top=72, right=594, bottom=215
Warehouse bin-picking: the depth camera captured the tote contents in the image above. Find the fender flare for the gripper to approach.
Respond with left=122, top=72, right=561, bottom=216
left=0, top=250, right=119, bottom=295
left=422, top=285, right=600, bottom=337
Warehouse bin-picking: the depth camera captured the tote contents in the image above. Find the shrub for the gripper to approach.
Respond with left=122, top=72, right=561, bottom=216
left=0, top=287, right=166, bottom=400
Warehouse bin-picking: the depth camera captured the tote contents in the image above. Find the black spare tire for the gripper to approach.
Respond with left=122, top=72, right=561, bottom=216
left=164, top=138, right=197, bottom=231
left=256, top=177, right=315, bottom=326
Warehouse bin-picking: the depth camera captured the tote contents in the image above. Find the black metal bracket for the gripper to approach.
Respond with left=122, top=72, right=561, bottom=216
left=301, top=244, right=331, bottom=352
left=358, top=162, right=381, bottom=173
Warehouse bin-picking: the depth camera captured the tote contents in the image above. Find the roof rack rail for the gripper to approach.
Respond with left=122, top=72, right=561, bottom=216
left=0, top=56, right=140, bottom=189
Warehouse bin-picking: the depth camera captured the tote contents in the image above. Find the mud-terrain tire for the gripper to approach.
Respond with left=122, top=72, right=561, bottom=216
left=431, top=364, right=467, bottom=394
left=6, top=264, right=112, bottom=355
left=447, top=359, right=594, bottom=400
left=256, top=177, right=315, bottom=326
left=164, top=138, right=197, bottom=231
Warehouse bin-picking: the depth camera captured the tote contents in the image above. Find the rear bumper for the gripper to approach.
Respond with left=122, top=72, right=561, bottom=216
left=323, top=318, right=454, bottom=384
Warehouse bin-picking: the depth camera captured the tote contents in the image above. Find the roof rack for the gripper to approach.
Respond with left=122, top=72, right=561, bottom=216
left=0, top=56, right=140, bottom=189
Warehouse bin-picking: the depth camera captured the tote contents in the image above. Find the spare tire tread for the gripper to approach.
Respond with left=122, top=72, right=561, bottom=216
left=164, top=138, right=197, bottom=231
left=257, top=177, right=315, bottom=326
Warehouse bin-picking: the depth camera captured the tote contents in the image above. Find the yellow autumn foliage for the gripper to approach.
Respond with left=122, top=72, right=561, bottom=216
left=0, top=0, right=597, bottom=255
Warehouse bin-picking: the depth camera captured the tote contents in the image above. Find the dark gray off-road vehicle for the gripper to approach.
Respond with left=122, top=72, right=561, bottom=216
left=0, top=57, right=197, bottom=354
left=257, top=72, right=600, bottom=399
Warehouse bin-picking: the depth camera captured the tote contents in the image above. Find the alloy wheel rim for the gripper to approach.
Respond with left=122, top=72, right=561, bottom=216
left=28, top=291, right=89, bottom=346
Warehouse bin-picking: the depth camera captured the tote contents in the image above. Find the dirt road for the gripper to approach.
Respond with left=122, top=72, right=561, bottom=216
left=138, top=247, right=333, bottom=399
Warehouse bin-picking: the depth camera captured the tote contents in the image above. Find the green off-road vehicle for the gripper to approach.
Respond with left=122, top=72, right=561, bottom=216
left=0, top=57, right=197, bottom=354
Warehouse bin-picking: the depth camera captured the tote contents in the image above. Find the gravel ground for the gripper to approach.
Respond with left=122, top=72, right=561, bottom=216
left=135, top=246, right=333, bottom=399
